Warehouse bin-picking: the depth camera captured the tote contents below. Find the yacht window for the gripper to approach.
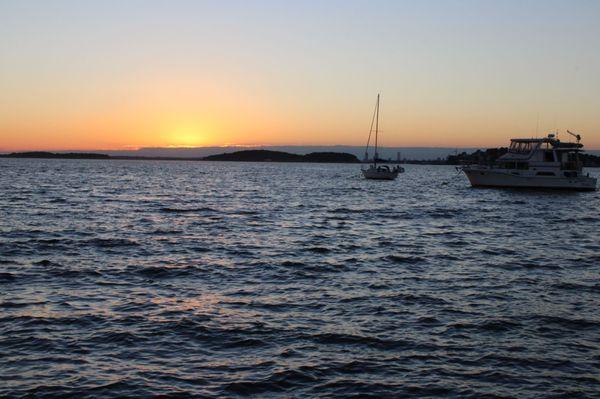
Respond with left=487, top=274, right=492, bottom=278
left=544, top=151, right=554, bottom=162
left=516, top=162, right=528, bottom=169
left=509, top=142, right=532, bottom=154
left=536, top=172, right=555, bottom=176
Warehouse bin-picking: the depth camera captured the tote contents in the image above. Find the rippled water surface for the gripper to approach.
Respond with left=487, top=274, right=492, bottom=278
left=1, top=159, right=599, bottom=398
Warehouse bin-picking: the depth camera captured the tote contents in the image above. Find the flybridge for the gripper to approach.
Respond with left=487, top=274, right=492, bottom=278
left=509, top=134, right=584, bottom=154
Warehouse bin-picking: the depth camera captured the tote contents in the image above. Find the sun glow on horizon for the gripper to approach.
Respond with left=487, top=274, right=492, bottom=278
left=162, top=122, right=213, bottom=148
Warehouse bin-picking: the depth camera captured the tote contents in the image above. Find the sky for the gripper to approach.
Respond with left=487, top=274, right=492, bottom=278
left=1, top=0, right=599, bottom=151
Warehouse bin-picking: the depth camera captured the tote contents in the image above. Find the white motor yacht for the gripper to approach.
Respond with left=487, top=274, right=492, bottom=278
left=460, top=131, right=597, bottom=191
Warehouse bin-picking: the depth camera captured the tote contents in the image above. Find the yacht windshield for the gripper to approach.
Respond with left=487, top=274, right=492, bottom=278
left=509, top=141, right=533, bottom=154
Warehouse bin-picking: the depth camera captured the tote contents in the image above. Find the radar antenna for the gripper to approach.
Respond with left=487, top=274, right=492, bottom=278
left=566, top=130, right=581, bottom=143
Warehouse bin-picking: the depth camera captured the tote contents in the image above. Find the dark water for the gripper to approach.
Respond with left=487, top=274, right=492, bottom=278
left=1, top=159, right=599, bottom=398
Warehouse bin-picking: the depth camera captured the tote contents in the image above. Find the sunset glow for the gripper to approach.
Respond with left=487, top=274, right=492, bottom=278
left=1, top=0, right=599, bottom=151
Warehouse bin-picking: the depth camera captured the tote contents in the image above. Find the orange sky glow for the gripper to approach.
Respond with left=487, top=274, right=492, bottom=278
left=1, top=1, right=599, bottom=151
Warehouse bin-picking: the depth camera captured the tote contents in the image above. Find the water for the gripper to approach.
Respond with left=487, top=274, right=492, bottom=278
left=1, top=159, right=599, bottom=398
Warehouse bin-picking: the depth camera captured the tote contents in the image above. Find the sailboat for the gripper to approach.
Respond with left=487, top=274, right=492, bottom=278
left=361, top=94, right=404, bottom=180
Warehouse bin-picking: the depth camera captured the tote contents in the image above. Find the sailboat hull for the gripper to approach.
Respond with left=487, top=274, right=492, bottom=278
left=362, top=166, right=402, bottom=180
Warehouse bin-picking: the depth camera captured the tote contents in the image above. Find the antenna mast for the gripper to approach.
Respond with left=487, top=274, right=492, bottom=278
left=374, top=94, right=380, bottom=166
left=364, top=96, right=378, bottom=162
left=567, top=130, right=581, bottom=143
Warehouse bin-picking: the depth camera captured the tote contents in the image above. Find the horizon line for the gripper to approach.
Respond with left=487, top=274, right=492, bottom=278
left=3, top=143, right=600, bottom=152
left=0, top=145, right=488, bottom=154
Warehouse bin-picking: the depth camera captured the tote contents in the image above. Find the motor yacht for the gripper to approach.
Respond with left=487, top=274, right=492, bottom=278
left=460, top=131, right=597, bottom=191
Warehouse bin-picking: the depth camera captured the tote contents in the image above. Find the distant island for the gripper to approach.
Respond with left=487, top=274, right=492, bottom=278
left=204, top=150, right=360, bottom=163
left=0, top=151, right=111, bottom=159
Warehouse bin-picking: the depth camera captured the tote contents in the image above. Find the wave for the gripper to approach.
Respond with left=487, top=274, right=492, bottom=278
left=387, top=292, right=449, bottom=305
left=281, top=260, right=306, bottom=267
left=385, top=254, right=425, bottom=264
left=34, top=259, right=55, bottom=266
left=88, top=330, right=143, bottom=345
left=0, top=259, right=21, bottom=264
left=551, top=282, right=600, bottom=293
left=231, top=210, right=260, bottom=215
left=308, top=332, right=415, bottom=350
left=305, top=247, right=331, bottom=254
left=131, top=265, right=195, bottom=279
left=476, top=353, right=575, bottom=370
left=311, top=379, right=459, bottom=398
left=146, top=228, right=182, bottom=235
left=481, top=248, right=518, bottom=256
left=160, top=206, right=217, bottom=213
left=221, top=337, right=268, bottom=349
left=85, top=238, right=140, bottom=248
left=225, top=368, right=319, bottom=395
left=528, top=314, right=599, bottom=330
left=33, top=260, right=103, bottom=278
left=0, top=300, right=46, bottom=309
left=1, top=335, right=59, bottom=353
left=328, top=208, right=368, bottom=214
left=0, top=272, right=16, bottom=282
left=1, top=314, right=106, bottom=329
left=445, top=319, right=521, bottom=333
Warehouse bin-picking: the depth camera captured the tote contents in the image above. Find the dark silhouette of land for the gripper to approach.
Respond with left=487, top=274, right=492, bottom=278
left=0, top=151, right=111, bottom=159
left=91, top=145, right=483, bottom=160
left=0, top=150, right=360, bottom=163
left=2, top=149, right=599, bottom=167
left=204, top=150, right=360, bottom=163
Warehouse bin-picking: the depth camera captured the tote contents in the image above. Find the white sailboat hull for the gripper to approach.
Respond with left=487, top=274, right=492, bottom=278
left=362, top=166, right=404, bottom=180
left=463, top=167, right=597, bottom=191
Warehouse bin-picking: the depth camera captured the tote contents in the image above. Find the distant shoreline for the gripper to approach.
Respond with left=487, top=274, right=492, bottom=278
left=2, top=150, right=599, bottom=167
left=0, top=150, right=363, bottom=164
left=0, top=152, right=207, bottom=162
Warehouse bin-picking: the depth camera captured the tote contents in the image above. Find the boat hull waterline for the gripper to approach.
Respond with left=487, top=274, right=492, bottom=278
left=361, top=167, right=401, bottom=180
left=463, top=167, right=597, bottom=191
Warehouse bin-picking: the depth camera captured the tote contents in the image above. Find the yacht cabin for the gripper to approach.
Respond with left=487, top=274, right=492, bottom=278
left=496, top=134, right=584, bottom=177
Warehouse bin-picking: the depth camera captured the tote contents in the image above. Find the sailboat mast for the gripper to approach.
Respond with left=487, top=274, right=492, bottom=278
left=374, top=94, right=379, bottom=166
